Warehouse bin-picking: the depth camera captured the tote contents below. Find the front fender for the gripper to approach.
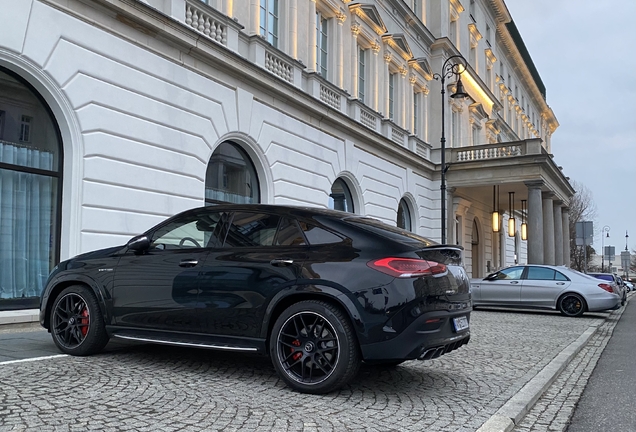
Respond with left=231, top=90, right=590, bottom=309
left=40, top=272, right=112, bottom=330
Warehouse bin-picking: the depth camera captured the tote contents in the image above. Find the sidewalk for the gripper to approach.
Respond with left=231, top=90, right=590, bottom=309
left=0, top=309, right=39, bottom=326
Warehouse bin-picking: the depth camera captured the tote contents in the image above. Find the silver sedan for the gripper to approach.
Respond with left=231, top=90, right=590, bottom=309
left=470, top=265, right=621, bottom=317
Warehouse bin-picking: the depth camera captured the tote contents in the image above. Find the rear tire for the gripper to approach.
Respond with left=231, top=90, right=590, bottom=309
left=270, top=300, right=360, bottom=394
left=557, top=293, right=586, bottom=317
left=50, top=285, right=109, bottom=356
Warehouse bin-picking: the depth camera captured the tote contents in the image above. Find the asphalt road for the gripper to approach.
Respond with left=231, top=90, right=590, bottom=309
left=566, top=295, right=636, bottom=431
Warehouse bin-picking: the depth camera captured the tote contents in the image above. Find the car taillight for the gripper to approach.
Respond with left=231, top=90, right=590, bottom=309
left=598, top=283, right=613, bottom=293
left=367, top=257, right=447, bottom=278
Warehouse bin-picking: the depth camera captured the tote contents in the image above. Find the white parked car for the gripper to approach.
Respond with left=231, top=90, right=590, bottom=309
left=470, top=265, right=621, bottom=317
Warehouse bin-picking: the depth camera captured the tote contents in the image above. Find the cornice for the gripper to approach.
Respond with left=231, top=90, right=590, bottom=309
left=382, top=33, right=413, bottom=61
left=348, top=3, right=387, bottom=36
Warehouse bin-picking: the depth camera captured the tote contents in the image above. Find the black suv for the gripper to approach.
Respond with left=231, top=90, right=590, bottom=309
left=40, top=204, right=471, bottom=393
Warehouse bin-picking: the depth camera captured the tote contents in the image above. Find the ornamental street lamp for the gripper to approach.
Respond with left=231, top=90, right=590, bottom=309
left=601, top=225, right=610, bottom=272
left=433, top=55, right=468, bottom=244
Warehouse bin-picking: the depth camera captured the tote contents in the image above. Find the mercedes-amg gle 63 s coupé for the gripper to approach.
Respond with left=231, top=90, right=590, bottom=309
left=40, top=204, right=471, bottom=393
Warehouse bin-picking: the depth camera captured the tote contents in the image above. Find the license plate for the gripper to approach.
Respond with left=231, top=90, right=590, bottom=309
left=452, top=316, right=469, bottom=332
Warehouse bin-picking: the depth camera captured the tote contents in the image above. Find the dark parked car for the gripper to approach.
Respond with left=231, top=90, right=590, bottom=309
left=40, top=204, right=471, bottom=393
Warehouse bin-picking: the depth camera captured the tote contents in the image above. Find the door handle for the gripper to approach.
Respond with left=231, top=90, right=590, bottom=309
left=270, top=259, right=294, bottom=267
left=557, top=282, right=565, bottom=285
left=510, top=281, right=519, bottom=284
left=179, top=259, right=199, bottom=268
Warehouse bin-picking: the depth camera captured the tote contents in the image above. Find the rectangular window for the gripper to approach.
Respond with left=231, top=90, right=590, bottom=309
left=316, top=12, right=328, bottom=77
left=472, top=125, right=479, bottom=145
left=20, top=115, right=32, bottom=142
left=388, top=73, right=395, bottom=120
left=259, top=0, right=279, bottom=48
left=486, top=24, right=491, bottom=46
left=358, top=47, right=366, bottom=102
left=0, top=110, right=5, bottom=140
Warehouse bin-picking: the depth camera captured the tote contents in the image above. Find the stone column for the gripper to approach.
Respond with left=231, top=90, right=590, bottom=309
left=542, top=192, right=555, bottom=265
left=383, top=51, right=392, bottom=118
left=288, top=0, right=298, bottom=59
left=553, top=202, right=564, bottom=265
left=447, top=187, right=456, bottom=245
left=308, top=0, right=317, bottom=72
left=250, top=0, right=259, bottom=36
left=562, top=208, right=571, bottom=267
left=336, top=11, right=346, bottom=89
left=526, top=181, right=544, bottom=264
left=372, top=42, right=380, bottom=112
left=350, top=22, right=360, bottom=98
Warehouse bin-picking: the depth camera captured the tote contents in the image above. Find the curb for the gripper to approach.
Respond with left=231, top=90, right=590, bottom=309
left=0, top=309, right=39, bottom=326
left=476, top=298, right=630, bottom=432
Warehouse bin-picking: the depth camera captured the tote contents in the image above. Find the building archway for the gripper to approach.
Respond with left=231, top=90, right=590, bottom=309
left=205, top=141, right=261, bottom=204
left=328, top=173, right=363, bottom=214
left=0, top=65, right=63, bottom=309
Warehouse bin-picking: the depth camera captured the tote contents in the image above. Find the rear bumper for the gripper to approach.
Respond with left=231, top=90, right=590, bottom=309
left=360, top=309, right=471, bottom=361
left=586, top=293, right=621, bottom=312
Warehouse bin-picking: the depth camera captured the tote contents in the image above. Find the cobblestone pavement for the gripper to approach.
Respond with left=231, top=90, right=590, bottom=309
left=0, top=309, right=614, bottom=432
left=513, top=303, right=625, bottom=432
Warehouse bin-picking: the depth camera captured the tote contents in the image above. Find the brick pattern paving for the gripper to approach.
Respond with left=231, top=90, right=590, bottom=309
left=0, top=310, right=610, bottom=431
left=514, top=311, right=621, bottom=432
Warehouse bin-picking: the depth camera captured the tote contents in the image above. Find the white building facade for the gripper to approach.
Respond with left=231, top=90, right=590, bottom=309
left=0, top=0, right=573, bottom=310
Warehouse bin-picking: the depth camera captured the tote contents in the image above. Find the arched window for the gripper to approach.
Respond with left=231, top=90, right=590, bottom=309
left=0, top=66, right=62, bottom=309
left=329, top=178, right=354, bottom=213
left=205, top=142, right=260, bottom=205
left=397, top=198, right=412, bottom=231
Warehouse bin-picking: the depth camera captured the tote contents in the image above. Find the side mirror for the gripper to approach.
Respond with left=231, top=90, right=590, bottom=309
left=127, top=235, right=150, bottom=252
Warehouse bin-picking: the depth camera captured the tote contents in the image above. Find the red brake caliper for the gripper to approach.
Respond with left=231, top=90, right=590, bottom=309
left=291, top=339, right=302, bottom=361
left=80, top=308, right=89, bottom=336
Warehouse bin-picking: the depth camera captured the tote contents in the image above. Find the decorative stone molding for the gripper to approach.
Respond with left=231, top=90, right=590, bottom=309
left=348, top=3, right=387, bottom=35
left=450, top=0, right=465, bottom=21
left=351, top=22, right=361, bottom=36
left=382, top=34, right=413, bottom=61
left=383, top=51, right=392, bottom=64
left=408, top=58, right=433, bottom=81
left=468, top=23, right=482, bottom=48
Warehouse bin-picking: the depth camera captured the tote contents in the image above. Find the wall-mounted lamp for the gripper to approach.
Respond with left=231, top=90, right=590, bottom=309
left=508, top=191, right=516, bottom=237
left=521, top=199, right=527, bottom=241
left=492, top=185, right=500, bottom=232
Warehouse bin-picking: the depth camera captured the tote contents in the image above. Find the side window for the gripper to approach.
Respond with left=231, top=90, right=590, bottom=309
left=555, top=271, right=568, bottom=281
left=299, top=221, right=343, bottom=245
left=225, top=212, right=280, bottom=247
left=275, top=218, right=306, bottom=246
left=497, top=266, right=524, bottom=280
left=526, top=267, right=556, bottom=280
left=151, top=211, right=226, bottom=250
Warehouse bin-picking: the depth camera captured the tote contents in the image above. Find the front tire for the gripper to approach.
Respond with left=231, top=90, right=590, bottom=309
left=270, top=300, right=360, bottom=394
left=558, top=293, right=586, bottom=317
left=50, top=285, right=109, bottom=356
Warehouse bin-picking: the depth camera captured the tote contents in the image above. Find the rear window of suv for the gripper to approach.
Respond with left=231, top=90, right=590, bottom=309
left=345, top=217, right=435, bottom=246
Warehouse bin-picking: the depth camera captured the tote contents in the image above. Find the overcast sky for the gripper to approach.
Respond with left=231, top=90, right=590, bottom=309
left=505, top=0, right=636, bottom=255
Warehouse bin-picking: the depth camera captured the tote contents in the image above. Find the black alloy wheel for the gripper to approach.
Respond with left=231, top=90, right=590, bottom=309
left=270, top=300, right=360, bottom=394
left=558, top=293, right=586, bottom=317
left=50, top=285, right=109, bottom=356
